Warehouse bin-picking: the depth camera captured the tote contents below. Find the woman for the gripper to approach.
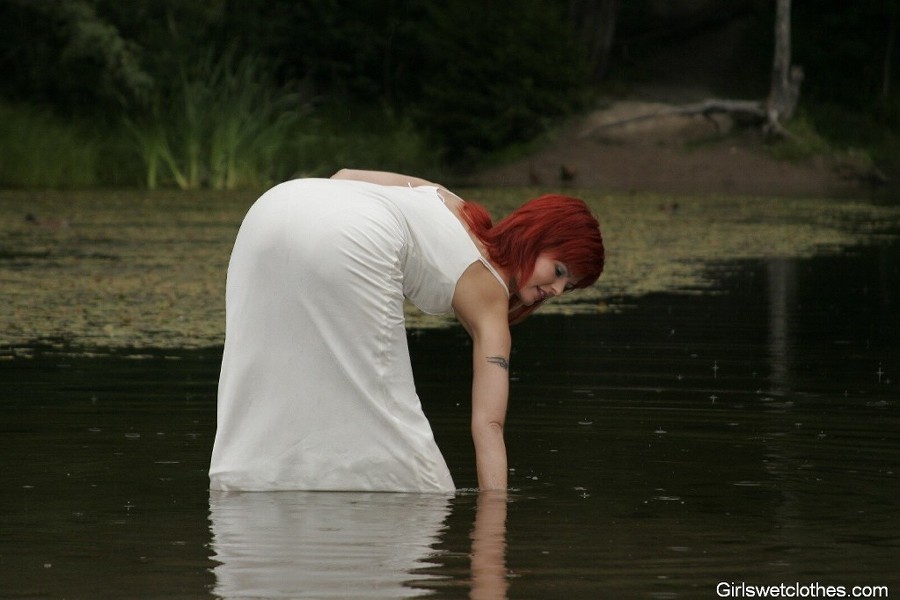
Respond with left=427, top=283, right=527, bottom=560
left=209, top=169, right=604, bottom=493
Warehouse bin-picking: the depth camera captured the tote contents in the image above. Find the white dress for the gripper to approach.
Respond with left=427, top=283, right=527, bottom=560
left=208, top=178, right=507, bottom=492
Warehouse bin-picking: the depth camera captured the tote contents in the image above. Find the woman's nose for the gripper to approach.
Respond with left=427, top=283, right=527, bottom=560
left=551, top=280, right=567, bottom=296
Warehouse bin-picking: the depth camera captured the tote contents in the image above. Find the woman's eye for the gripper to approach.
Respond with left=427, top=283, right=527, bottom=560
left=555, top=265, right=565, bottom=277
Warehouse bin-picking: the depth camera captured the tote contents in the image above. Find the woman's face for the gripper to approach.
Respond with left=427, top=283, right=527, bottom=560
left=516, top=253, right=578, bottom=307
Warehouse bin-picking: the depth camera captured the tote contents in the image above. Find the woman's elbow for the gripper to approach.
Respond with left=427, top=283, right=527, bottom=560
left=472, top=419, right=505, bottom=439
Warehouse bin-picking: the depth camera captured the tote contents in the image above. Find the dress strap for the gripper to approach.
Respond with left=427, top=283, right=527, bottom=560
left=427, top=186, right=509, bottom=297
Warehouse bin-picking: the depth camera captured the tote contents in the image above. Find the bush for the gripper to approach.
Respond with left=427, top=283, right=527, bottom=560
left=412, top=1, right=588, bottom=166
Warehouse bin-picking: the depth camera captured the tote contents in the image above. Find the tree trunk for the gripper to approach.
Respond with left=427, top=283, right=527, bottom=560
left=884, top=2, right=896, bottom=101
left=766, top=0, right=803, bottom=131
left=569, top=0, right=620, bottom=81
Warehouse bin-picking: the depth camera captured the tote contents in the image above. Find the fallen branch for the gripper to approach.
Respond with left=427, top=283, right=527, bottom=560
left=673, top=98, right=766, bottom=122
left=580, top=98, right=767, bottom=139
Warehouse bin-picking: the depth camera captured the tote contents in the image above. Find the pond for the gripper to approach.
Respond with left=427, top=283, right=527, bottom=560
left=1, top=190, right=898, bottom=598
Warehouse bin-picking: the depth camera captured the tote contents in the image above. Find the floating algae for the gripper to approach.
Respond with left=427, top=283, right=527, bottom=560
left=2, top=188, right=898, bottom=355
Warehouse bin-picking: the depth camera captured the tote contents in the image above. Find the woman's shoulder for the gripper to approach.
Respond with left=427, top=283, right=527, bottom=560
left=453, top=261, right=511, bottom=331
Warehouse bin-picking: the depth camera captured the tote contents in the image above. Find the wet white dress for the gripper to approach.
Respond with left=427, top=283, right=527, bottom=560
left=209, top=178, right=507, bottom=492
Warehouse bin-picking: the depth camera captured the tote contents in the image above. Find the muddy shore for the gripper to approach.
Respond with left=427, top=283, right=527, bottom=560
left=469, top=100, right=888, bottom=199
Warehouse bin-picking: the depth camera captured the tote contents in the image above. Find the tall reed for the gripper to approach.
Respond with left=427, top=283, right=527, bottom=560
left=126, top=51, right=301, bottom=190
left=205, top=52, right=301, bottom=190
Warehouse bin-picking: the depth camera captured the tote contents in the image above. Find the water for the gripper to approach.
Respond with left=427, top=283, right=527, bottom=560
left=1, top=244, right=898, bottom=598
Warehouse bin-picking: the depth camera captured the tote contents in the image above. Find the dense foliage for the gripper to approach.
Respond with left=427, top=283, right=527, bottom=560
left=0, top=0, right=897, bottom=188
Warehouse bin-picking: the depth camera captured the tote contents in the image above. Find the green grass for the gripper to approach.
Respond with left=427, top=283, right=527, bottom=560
left=805, top=100, right=900, bottom=174
left=760, top=108, right=895, bottom=184
left=0, top=101, right=102, bottom=188
left=765, top=111, right=833, bottom=162
left=0, top=94, right=443, bottom=190
left=291, top=106, right=444, bottom=180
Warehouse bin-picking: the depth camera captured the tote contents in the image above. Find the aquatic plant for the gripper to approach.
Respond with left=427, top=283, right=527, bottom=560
left=124, top=97, right=181, bottom=190
left=126, top=50, right=302, bottom=190
left=204, top=53, right=302, bottom=190
left=3, top=188, right=900, bottom=350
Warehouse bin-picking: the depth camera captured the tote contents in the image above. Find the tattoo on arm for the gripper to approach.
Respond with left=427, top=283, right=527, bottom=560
left=486, top=356, right=509, bottom=371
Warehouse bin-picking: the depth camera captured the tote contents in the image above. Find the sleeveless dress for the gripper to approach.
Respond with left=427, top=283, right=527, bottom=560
left=208, top=178, right=508, bottom=493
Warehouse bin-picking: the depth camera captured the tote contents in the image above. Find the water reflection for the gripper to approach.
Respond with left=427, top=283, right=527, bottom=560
left=208, top=490, right=510, bottom=599
left=209, top=491, right=451, bottom=598
left=767, top=257, right=796, bottom=393
left=470, top=492, right=509, bottom=600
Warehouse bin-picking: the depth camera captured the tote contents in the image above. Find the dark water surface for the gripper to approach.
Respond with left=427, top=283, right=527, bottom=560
left=2, top=244, right=898, bottom=599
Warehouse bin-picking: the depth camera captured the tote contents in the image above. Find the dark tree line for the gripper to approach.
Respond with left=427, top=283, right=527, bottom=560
left=1, top=0, right=898, bottom=166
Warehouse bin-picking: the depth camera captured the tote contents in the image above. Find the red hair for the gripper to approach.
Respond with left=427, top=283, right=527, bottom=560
left=461, top=194, right=605, bottom=324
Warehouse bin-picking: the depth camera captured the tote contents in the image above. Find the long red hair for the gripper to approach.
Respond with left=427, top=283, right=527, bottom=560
left=461, top=194, right=605, bottom=324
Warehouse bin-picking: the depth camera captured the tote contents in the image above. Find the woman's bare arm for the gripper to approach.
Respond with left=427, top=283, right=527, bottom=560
left=331, top=168, right=436, bottom=188
left=331, top=169, right=466, bottom=203
left=453, top=263, right=511, bottom=491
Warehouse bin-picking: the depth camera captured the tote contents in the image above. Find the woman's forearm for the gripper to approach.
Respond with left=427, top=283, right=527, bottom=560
left=472, top=420, right=508, bottom=490
left=470, top=341, right=510, bottom=490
